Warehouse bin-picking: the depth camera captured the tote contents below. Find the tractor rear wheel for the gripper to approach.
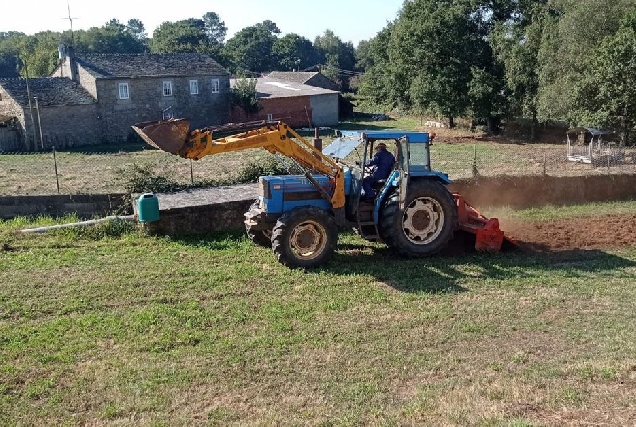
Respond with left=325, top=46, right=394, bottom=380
left=378, top=180, right=456, bottom=256
left=271, top=207, right=338, bottom=268
left=245, top=201, right=272, bottom=247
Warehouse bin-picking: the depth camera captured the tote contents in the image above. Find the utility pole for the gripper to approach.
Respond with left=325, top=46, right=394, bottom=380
left=22, top=59, right=38, bottom=151
left=34, top=96, right=44, bottom=150
left=66, top=1, right=76, bottom=46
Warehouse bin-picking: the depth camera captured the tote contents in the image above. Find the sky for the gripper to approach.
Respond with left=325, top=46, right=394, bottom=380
left=1, top=0, right=405, bottom=46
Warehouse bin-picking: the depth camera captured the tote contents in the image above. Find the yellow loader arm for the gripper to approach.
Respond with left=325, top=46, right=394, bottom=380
left=132, top=119, right=346, bottom=209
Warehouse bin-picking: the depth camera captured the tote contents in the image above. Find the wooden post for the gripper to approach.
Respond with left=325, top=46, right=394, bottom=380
left=313, top=127, right=322, bottom=152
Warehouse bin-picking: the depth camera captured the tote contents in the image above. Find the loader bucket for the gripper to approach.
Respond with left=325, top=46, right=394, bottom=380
left=132, top=118, right=191, bottom=155
left=453, top=193, right=516, bottom=253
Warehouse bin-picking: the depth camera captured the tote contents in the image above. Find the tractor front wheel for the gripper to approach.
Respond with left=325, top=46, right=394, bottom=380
left=378, top=180, right=456, bottom=256
left=271, top=207, right=338, bottom=268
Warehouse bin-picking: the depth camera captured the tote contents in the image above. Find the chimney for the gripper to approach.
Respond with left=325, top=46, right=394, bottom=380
left=58, top=44, right=78, bottom=81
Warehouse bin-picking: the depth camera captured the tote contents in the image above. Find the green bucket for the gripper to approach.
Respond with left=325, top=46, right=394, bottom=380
left=138, top=193, right=160, bottom=222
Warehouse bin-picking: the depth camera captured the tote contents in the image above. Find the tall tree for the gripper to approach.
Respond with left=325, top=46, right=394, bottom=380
left=75, top=19, right=147, bottom=53
left=151, top=19, right=209, bottom=53
left=272, top=33, right=319, bottom=71
left=126, top=19, right=148, bottom=43
left=0, top=32, right=24, bottom=77
left=391, top=0, right=475, bottom=127
left=314, top=30, right=356, bottom=90
left=223, top=21, right=279, bottom=74
left=579, top=10, right=636, bottom=143
left=536, top=0, right=634, bottom=124
left=491, top=0, right=550, bottom=139
left=202, top=12, right=227, bottom=45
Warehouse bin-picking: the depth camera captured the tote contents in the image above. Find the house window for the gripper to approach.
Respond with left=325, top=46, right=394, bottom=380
left=211, top=79, right=220, bottom=93
left=189, top=80, right=199, bottom=95
left=118, top=82, right=129, bottom=100
left=163, top=81, right=173, bottom=96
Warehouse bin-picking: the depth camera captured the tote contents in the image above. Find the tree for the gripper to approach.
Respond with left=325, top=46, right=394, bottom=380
left=257, top=20, right=281, bottom=35
left=202, top=12, right=227, bottom=45
left=579, top=10, right=636, bottom=143
left=151, top=19, right=209, bottom=53
left=358, top=24, right=397, bottom=108
left=126, top=19, right=148, bottom=43
left=389, top=0, right=475, bottom=127
left=223, top=21, right=279, bottom=74
left=535, top=0, right=634, bottom=124
left=0, top=32, right=24, bottom=77
left=231, top=75, right=261, bottom=115
left=272, top=33, right=319, bottom=71
left=490, top=1, right=548, bottom=139
left=75, top=19, right=147, bottom=53
left=314, top=30, right=356, bottom=90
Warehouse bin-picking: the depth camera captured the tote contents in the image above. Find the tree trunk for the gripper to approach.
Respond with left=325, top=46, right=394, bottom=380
left=448, top=115, right=455, bottom=129
left=487, top=117, right=497, bottom=134
left=530, top=110, right=537, bottom=142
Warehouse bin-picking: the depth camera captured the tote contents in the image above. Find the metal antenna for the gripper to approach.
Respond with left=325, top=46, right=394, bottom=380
left=64, top=1, right=78, bottom=46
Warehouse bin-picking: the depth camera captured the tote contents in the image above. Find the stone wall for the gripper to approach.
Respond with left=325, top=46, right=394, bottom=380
left=4, top=174, right=636, bottom=233
left=0, top=193, right=129, bottom=220
left=95, top=75, right=230, bottom=142
left=140, top=174, right=636, bottom=236
left=0, top=85, right=26, bottom=151
left=448, top=174, right=636, bottom=208
left=38, top=104, right=101, bottom=149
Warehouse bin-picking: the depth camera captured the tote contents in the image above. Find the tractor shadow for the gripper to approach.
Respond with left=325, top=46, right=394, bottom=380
left=327, top=232, right=636, bottom=295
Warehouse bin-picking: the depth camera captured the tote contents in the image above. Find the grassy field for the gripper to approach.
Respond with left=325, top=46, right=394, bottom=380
left=1, top=203, right=636, bottom=425
left=2, top=116, right=634, bottom=196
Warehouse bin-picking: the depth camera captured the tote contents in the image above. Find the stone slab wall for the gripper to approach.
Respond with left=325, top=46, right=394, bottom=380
left=448, top=174, right=636, bottom=209
left=0, top=193, right=129, bottom=219
left=4, top=175, right=636, bottom=233
left=138, top=174, right=636, bottom=236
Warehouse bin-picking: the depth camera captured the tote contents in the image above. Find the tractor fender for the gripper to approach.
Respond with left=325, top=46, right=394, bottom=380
left=373, top=171, right=451, bottom=223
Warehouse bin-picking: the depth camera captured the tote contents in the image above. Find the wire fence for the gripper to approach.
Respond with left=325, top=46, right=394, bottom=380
left=1, top=142, right=636, bottom=196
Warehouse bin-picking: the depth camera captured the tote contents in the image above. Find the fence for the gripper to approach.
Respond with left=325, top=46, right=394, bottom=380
left=1, top=141, right=636, bottom=196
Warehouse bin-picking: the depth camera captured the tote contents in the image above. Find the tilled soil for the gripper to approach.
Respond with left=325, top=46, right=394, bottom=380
left=439, top=213, right=636, bottom=256
left=500, top=213, right=636, bottom=252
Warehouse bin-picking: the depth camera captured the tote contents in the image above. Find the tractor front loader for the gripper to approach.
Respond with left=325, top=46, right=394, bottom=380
left=133, top=118, right=514, bottom=268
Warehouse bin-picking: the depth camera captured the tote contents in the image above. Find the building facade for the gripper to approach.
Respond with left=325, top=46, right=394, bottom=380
left=0, top=50, right=230, bottom=152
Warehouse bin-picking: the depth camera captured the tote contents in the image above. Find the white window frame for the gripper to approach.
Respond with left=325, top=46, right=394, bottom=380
left=118, top=82, right=130, bottom=100
left=211, top=78, right=220, bottom=93
left=189, top=79, right=199, bottom=95
left=163, top=81, right=173, bottom=97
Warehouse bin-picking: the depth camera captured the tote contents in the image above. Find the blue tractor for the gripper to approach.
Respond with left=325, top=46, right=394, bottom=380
left=134, top=119, right=508, bottom=268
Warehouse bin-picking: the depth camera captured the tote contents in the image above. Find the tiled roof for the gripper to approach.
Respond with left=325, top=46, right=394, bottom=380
left=75, top=53, right=229, bottom=79
left=266, top=71, right=319, bottom=84
left=0, top=77, right=96, bottom=107
left=230, top=77, right=338, bottom=99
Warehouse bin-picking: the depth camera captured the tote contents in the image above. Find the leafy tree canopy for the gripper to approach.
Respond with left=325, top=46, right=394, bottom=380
left=223, top=21, right=280, bottom=74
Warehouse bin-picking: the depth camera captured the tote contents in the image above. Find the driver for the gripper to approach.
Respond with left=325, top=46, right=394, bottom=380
left=362, top=142, right=396, bottom=201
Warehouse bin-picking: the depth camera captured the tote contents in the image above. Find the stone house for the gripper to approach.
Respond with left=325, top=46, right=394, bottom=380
left=0, top=49, right=230, bottom=152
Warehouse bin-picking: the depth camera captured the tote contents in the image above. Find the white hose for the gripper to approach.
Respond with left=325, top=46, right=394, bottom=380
left=20, top=215, right=136, bottom=234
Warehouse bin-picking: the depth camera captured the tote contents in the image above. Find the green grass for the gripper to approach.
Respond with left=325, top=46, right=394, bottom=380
left=1, top=203, right=636, bottom=425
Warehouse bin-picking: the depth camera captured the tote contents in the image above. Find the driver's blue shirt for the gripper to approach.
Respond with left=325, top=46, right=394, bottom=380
left=365, top=148, right=396, bottom=181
